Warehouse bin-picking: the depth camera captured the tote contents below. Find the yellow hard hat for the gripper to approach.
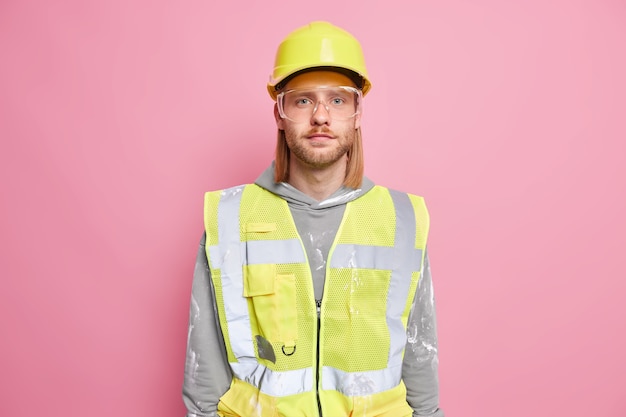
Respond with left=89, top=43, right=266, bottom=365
left=267, top=21, right=372, bottom=100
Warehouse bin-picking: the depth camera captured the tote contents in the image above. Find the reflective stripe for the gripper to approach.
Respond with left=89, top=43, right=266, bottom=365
left=244, top=238, right=306, bottom=264
left=321, top=365, right=402, bottom=395
left=208, top=186, right=255, bottom=361
left=231, top=362, right=314, bottom=397
left=329, top=244, right=422, bottom=271
left=323, top=189, right=423, bottom=394
left=387, top=189, right=421, bottom=368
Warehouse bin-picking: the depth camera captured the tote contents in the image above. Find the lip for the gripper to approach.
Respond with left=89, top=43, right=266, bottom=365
left=306, top=132, right=334, bottom=140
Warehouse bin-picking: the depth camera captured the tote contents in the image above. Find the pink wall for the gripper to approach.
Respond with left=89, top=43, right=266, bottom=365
left=1, top=1, right=625, bottom=415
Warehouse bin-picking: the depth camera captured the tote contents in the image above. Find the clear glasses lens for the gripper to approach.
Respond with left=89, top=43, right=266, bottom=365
left=278, top=86, right=361, bottom=122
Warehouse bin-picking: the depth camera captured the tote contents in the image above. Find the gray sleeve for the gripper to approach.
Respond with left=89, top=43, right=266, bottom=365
left=403, top=250, right=445, bottom=417
left=182, top=233, right=232, bottom=417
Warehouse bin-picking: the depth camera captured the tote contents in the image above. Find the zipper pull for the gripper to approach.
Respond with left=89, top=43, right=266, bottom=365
left=316, top=299, right=322, bottom=318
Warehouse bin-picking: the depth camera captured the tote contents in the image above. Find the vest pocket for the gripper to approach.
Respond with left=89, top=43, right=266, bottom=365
left=243, top=266, right=298, bottom=348
left=243, top=264, right=275, bottom=296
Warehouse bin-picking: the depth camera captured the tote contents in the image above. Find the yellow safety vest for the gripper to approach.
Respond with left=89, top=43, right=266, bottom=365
left=204, top=184, right=429, bottom=417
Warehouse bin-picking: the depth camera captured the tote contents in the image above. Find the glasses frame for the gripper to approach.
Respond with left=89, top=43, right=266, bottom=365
left=276, top=86, right=363, bottom=123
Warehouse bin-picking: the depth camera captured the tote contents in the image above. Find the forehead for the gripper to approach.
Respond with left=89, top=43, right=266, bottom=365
left=284, top=70, right=356, bottom=90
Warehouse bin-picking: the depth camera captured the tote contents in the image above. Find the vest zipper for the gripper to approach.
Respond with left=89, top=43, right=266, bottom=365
left=316, top=298, right=322, bottom=417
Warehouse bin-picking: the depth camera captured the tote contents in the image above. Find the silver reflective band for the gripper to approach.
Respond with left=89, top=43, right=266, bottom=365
left=330, top=244, right=422, bottom=272
left=277, top=86, right=362, bottom=122
left=321, top=365, right=402, bottom=396
left=245, top=238, right=306, bottom=265
left=386, top=190, right=422, bottom=369
left=231, top=362, right=313, bottom=397
left=209, top=186, right=255, bottom=361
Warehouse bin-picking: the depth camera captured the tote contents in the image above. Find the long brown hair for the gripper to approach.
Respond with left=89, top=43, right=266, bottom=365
left=273, top=128, right=364, bottom=189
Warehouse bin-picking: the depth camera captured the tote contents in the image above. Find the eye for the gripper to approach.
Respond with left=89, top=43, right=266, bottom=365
left=294, top=97, right=313, bottom=107
left=330, top=97, right=345, bottom=106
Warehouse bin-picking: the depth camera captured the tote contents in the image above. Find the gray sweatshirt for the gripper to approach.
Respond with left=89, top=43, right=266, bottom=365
left=183, top=165, right=444, bottom=417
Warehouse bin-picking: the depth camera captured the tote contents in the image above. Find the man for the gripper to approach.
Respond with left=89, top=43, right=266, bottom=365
left=183, top=21, right=444, bottom=417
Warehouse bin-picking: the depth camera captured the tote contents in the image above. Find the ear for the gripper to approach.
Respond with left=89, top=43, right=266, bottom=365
left=354, top=109, right=362, bottom=130
left=274, top=104, right=285, bottom=130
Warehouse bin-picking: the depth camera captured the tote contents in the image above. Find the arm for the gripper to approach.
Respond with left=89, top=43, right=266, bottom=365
left=403, top=250, right=445, bottom=417
left=183, top=233, right=232, bottom=417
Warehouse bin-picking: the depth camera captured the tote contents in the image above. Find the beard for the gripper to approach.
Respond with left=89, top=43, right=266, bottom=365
left=283, top=125, right=357, bottom=169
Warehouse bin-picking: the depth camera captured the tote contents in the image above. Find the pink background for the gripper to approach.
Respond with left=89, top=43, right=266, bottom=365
left=1, top=0, right=625, bottom=416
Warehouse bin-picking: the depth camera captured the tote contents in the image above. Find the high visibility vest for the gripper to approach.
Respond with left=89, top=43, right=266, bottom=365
left=204, top=184, right=429, bottom=417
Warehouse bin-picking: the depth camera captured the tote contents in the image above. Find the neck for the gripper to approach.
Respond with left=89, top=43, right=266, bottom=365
left=287, top=157, right=348, bottom=201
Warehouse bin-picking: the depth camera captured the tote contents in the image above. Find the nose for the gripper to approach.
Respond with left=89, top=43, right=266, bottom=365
left=310, top=100, right=331, bottom=125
